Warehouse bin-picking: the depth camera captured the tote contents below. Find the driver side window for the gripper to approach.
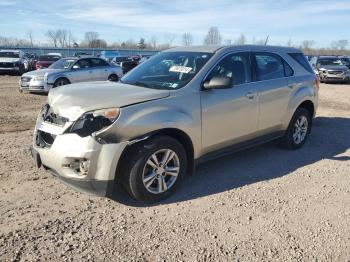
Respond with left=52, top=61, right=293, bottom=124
left=207, top=52, right=252, bottom=85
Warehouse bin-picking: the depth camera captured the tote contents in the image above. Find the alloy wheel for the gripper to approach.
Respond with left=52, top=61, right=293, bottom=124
left=142, top=149, right=180, bottom=194
left=293, top=115, right=308, bottom=144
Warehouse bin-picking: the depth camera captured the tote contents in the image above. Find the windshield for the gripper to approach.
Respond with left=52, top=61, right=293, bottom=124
left=49, top=58, right=77, bottom=69
left=0, top=52, right=19, bottom=58
left=39, top=55, right=61, bottom=61
left=318, top=58, right=344, bottom=66
left=121, top=52, right=212, bottom=90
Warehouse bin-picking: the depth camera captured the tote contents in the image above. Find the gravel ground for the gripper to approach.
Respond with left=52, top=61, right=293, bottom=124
left=0, top=75, right=349, bottom=261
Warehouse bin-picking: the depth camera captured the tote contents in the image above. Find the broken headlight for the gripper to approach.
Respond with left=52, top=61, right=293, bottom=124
left=69, top=108, right=120, bottom=137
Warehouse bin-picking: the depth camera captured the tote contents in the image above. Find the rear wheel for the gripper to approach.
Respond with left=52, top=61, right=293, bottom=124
left=121, top=136, right=187, bottom=202
left=281, top=108, right=311, bottom=149
left=108, top=74, right=119, bottom=82
left=53, top=78, right=69, bottom=88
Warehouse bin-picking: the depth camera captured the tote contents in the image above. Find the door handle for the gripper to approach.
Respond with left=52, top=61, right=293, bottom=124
left=246, top=92, right=256, bottom=99
left=288, top=83, right=296, bottom=89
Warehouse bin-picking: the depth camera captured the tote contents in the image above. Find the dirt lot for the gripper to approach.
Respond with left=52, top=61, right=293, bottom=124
left=0, top=75, right=349, bottom=261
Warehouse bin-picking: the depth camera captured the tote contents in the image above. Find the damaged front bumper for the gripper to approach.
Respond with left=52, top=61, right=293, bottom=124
left=31, top=114, right=129, bottom=196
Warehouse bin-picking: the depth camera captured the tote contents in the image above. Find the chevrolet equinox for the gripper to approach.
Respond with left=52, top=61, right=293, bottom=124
left=31, top=45, right=319, bottom=202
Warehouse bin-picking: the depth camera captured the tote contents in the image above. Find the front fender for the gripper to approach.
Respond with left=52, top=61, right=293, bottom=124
left=96, top=93, right=201, bottom=157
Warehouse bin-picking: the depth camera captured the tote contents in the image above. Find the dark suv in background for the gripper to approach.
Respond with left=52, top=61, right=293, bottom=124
left=310, top=56, right=350, bottom=83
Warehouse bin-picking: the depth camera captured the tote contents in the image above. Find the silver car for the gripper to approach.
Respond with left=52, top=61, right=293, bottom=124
left=20, top=57, right=123, bottom=93
left=30, top=45, right=319, bottom=202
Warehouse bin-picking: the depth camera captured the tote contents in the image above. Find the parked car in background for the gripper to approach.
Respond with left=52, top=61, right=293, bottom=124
left=47, top=52, right=63, bottom=58
left=73, top=51, right=91, bottom=57
left=111, top=56, right=129, bottom=65
left=339, top=56, right=350, bottom=69
left=24, top=53, right=38, bottom=71
left=100, top=50, right=120, bottom=62
left=310, top=56, right=350, bottom=83
left=139, top=54, right=152, bottom=63
left=120, top=59, right=139, bottom=74
left=0, top=49, right=26, bottom=75
left=35, top=55, right=61, bottom=70
left=20, top=56, right=123, bottom=93
left=30, top=45, right=318, bottom=202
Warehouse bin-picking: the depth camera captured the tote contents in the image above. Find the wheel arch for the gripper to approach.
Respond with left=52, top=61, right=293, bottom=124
left=115, top=127, right=195, bottom=185
left=54, top=76, right=71, bottom=85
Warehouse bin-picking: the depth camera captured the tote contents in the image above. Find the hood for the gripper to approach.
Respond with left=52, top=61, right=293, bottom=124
left=319, top=65, right=348, bottom=71
left=0, top=57, right=21, bottom=63
left=23, top=68, right=64, bottom=77
left=48, top=81, right=170, bottom=121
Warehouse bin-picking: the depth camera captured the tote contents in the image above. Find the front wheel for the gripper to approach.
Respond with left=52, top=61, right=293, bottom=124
left=281, top=108, right=311, bottom=149
left=121, top=136, right=187, bottom=202
left=53, top=78, right=69, bottom=88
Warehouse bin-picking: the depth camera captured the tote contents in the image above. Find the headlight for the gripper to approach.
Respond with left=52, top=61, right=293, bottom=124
left=68, top=108, right=120, bottom=137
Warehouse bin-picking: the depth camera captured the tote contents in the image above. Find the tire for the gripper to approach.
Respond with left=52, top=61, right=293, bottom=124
left=108, top=74, right=119, bottom=82
left=17, top=65, right=24, bottom=76
left=121, top=135, right=187, bottom=202
left=53, top=78, right=69, bottom=88
left=281, top=108, right=311, bottom=150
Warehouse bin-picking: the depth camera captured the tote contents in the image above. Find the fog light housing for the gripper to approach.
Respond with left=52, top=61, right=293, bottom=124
left=79, top=160, right=90, bottom=175
left=63, top=159, right=90, bottom=175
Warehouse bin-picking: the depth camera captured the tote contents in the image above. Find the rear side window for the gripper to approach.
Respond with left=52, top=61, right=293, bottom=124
left=254, top=53, right=293, bottom=81
left=90, top=58, right=108, bottom=67
left=289, top=53, right=314, bottom=74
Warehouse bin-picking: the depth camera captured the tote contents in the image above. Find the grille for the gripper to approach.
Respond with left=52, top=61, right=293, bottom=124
left=328, top=70, right=343, bottom=75
left=0, top=62, right=15, bottom=68
left=41, top=104, right=68, bottom=126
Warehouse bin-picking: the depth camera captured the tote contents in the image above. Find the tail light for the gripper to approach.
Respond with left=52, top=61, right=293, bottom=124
left=315, top=74, right=320, bottom=91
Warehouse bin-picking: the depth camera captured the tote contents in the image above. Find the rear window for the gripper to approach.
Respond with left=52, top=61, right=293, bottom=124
left=289, top=53, right=314, bottom=74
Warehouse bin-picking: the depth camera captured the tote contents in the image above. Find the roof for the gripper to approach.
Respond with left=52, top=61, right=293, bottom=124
left=0, top=49, right=21, bottom=53
left=165, top=44, right=301, bottom=53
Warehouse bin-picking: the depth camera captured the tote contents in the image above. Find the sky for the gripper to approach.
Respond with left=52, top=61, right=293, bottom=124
left=0, top=0, right=350, bottom=47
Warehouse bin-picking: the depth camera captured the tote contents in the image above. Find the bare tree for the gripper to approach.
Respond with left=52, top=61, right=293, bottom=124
left=149, top=36, right=158, bottom=49
left=287, top=39, right=292, bottom=47
left=203, top=26, right=222, bottom=45
left=66, top=31, right=76, bottom=48
left=339, top=39, right=349, bottom=50
left=57, top=29, right=68, bottom=47
left=182, top=32, right=193, bottom=46
left=302, top=40, right=315, bottom=50
left=234, top=33, right=246, bottom=45
left=164, top=34, right=176, bottom=46
left=84, top=31, right=99, bottom=48
left=26, top=30, right=34, bottom=47
left=45, top=30, right=59, bottom=47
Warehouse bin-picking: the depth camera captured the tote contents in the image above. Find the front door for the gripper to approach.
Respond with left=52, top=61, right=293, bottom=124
left=201, top=52, right=259, bottom=154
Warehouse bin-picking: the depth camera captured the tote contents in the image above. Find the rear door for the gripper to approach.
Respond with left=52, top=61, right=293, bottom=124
left=252, top=52, right=294, bottom=133
left=90, top=58, right=110, bottom=81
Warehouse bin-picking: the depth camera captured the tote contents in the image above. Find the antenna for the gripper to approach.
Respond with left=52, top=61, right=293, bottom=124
left=264, top=35, right=269, bottom=46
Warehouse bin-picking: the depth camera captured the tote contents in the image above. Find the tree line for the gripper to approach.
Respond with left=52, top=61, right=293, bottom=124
left=0, top=27, right=349, bottom=55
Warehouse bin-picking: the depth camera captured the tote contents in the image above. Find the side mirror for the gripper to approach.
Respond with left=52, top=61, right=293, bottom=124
left=72, top=65, right=80, bottom=70
left=203, top=76, right=232, bottom=90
